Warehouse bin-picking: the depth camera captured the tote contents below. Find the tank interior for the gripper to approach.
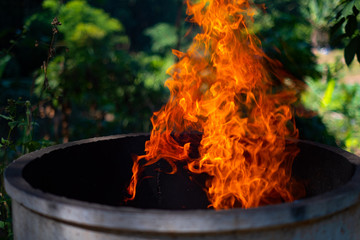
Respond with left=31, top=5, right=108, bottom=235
left=23, top=134, right=355, bottom=209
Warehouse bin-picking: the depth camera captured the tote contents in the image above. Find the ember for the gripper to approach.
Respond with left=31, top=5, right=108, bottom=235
left=127, top=0, right=304, bottom=209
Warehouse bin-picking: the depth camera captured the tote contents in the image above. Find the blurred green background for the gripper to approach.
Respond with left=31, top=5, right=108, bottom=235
left=0, top=0, right=359, bottom=238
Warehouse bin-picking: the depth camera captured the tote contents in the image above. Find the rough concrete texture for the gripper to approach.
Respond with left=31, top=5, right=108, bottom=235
left=12, top=199, right=360, bottom=240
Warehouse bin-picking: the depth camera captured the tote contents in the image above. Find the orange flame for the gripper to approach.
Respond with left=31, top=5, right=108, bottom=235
left=127, top=0, right=304, bottom=209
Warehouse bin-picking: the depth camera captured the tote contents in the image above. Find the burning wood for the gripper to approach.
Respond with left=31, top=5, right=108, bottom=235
left=127, top=0, right=304, bottom=209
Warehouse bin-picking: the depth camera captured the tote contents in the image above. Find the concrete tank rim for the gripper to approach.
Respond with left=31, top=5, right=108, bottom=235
left=4, top=134, right=360, bottom=234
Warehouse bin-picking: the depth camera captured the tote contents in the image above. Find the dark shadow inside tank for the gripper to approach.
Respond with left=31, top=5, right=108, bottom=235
left=22, top=134, right=355, bottom=209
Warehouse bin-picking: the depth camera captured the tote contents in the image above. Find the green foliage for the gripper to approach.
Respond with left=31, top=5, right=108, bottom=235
left=321, top=79, right=336, bottom=107
left=0, top=99, right=53, bottom=157
left=300, top=0, right=340, bottom=49
left=254, top=0, right=320, bottom=81
left=301, top=60, right=360, bottom=154
left=0, top=99, right=53, bottom=239
left=87, top=0, right=182, bottom=52
left=17, top=0, right=177, bottom=141
left=135, top=53, right=174, bottom=92
left=57, top=0, right=126, bottom=46
left=301, top=0, right=340, bottom=29
left=144, top=23, right=178, bottom=54
left=139, top=23, right=178, bottom=91
left=331, top=0, right=360, bottom=65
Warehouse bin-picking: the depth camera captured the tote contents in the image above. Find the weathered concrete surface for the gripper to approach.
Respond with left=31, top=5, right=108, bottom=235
left=11, top=200, right=360, bottom=240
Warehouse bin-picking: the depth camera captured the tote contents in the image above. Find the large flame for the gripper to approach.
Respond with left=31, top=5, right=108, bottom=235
left=127, top=0, right=303, bottom=209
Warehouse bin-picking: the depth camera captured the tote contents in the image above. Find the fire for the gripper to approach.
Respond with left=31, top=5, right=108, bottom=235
left=127, top=0, right=304, bottom=209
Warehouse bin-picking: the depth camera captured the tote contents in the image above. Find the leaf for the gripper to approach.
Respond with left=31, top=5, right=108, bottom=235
left=335, top=10, right=343, bottom=20
left=0, top=114, right=12, bottom=121
left=8, top=121, right=19, bottom=130
left=345, top=137, right=359, bottom=149
left=353, top=5, right=360, bottom=16
left=345, top=15, right=357, bottom=37
left=344, top=36, right=360, bottom=66
left=17, top=122, right=26, bottom=127
left=331, top=17, right=345, bottom=36
left=331, top=33, right=347, bottom=46
left=342, top=2, right=355, bottom=17
left=1, top=138, right=10, bottom=145
left=354, top=2, right=360, bottom=14
left=0, top=221, right=4, bottom=229
left=321, top=79, right=336, bottom=108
